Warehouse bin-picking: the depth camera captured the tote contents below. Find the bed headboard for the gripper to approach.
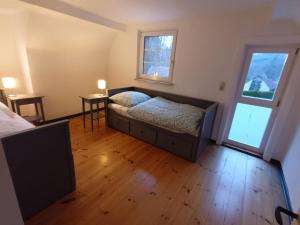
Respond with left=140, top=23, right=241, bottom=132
left=0, top=89, right=8, bottom=106
left=107, top=86, right=216, bottom=110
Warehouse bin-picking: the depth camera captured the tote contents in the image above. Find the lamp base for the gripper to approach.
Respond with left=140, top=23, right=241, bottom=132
left=99, top=89, right=107, bottom=96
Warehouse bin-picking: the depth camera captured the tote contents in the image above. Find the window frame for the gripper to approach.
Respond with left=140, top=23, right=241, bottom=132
left=136, top=30, right=177, bottom=84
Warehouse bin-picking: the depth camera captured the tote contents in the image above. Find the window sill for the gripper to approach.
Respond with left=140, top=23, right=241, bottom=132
left=134, top=77, right=174, bottom=86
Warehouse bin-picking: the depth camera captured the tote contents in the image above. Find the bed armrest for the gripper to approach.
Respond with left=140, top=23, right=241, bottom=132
left=0, top=120, right=76, bottom=220
left=198, top=102, right=218, bottom=140
left=202, top=102, right=218, bottom=113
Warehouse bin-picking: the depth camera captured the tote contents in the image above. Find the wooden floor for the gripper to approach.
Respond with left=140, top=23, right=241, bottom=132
left=26, top=117, right=288, bottom=225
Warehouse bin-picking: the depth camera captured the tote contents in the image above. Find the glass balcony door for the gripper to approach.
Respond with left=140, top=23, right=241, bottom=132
left=225, top=46, right=298, bottom=154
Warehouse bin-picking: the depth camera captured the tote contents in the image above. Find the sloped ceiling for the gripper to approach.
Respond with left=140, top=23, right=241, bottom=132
left=26, top=11, right=116, bottom=52
left=59, top=0, right=275, bottom=24
left=272, top=0, right=300, bottom=28
left=2, top=0, right=299, bottom=30
left=19, top=0, right=126, bottom=31
left=11, top=0, right=300, bottom=30
left=0, top=0, right=117, bottom=55
left=0, top=0, right=118, bottom=96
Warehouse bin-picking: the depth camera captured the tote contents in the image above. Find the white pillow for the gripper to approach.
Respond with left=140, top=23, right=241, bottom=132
left=0, top=102, right=16, bottom=118
left=109, top=91, right=151, bottom=107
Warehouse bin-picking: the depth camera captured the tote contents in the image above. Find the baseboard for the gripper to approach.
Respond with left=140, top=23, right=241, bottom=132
left=270, top=158, right=294, bottom=222
left=43, top=108, right=105, bottom=124
left=43, top=113, right=83, bottom=124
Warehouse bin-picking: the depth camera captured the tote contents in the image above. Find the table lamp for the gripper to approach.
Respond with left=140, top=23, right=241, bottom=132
left=2, top=77, right=16, bottom=97
left=97, top=79, right=106, bottom=96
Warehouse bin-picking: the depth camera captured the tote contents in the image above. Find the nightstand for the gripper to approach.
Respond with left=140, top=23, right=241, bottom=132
left=79, top=94, right=108, bottom=132
left=7, top=94, right=46, bottom=124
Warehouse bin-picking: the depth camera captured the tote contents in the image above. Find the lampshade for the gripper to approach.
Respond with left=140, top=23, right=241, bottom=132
left=97, top=80, right=106, bottom=90
left=2, top=77, right=16, bottom=89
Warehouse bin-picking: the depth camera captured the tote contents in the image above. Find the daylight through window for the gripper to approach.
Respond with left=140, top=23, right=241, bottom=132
left=137, top=31, right=177, bottom=83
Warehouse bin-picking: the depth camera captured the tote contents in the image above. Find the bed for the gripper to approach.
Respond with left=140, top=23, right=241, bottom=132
left=0, top=89, right=76, bottom=220
left=107, top=87, right=218, bottom=162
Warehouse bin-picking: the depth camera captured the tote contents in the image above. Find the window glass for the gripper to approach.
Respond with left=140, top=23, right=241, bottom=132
left=242, top=53, right=288, bottom=100
left=228, top=103, right=272, bottom=148
left=138, top=31, right=176, bottom=82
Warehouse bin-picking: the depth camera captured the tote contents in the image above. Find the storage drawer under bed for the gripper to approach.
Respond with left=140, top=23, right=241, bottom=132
left=108, top=112, right=130, bottom=134
left=130, top=120, right=156, bottom=144
left=156, top=130, right=194, bottom=160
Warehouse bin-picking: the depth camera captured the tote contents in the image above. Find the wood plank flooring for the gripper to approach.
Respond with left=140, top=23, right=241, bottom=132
left=25, top=117, right=288, bottom=225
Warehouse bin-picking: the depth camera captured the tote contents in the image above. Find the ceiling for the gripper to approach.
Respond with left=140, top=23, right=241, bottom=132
left=0, top=0, right=299, bottom=30
left=59, top=0, right=275, bottom=24
left=272, top=0, right=300, bottom=26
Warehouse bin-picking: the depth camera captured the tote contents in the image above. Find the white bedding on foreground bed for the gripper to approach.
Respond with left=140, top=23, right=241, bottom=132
left=0, top=102, right=35, bottom=138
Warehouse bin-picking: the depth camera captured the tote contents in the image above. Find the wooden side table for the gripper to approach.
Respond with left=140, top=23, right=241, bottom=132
left=7, top=94, right=46, bottom=124
left=79, top=94, right=108, bottom=132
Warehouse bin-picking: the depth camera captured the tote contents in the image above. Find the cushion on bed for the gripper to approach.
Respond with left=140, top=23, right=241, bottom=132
left=128, top=97, right=203, bottom=135
left=109, top=91, right=151, bottom=107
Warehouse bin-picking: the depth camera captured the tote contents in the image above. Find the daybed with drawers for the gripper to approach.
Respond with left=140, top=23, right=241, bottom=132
left=0, top=89, right=76, bottom=220
left=106, top=87, right=218, bottom=162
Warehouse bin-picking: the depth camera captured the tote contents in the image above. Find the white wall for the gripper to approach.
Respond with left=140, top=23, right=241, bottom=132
left=282, top=105, right=300, bottom=212
left=274, top=56, right=300, bottom=213
left=1, top=8, right=116, bottom=120
left=0, top=11, right=30, bottom=95
left=26, top=11, right=116, bottom=119
left=107, top=8, right=300, bottom=140
left=0, top=144, right=24, bottom=225
left=107, top=10, right=269, bottom=101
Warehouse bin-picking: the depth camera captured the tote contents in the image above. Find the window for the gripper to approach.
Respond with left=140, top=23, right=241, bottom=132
left=137, top=30, right=177, bottom=84
left=242, top=53, right=288, bottom=100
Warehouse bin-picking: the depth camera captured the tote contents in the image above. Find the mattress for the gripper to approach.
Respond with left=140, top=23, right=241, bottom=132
left=108, top=103, right=132, bottom=118
left=0, top=102, right=35, bottom=138
left=127, top=97, right=203, bottom=136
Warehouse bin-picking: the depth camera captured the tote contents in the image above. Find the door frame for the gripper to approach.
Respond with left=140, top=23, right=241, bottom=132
left=223, top=45, right=298, bottom=154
